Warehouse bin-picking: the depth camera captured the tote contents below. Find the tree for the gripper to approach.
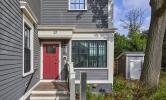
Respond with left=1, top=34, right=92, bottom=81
left=140, top=0, right=166, bottom=90
left=114, top=32, right=147, bottom=58
left=114, top=33, right=129, bottom=57
left=128, top=32, right=146, bottom=51
left=121, top=9, right=144, bottom=36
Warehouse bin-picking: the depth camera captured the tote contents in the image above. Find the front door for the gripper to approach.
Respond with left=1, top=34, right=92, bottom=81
left=43, top=44, right=59, bottom=79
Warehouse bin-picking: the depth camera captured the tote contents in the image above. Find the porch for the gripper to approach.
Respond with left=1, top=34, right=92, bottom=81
left=29, top=62, right=76, bottom=100
left=30, top=82, right=69, bottom=100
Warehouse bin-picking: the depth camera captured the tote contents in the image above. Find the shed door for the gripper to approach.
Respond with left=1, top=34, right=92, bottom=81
left=129, top=60, right=142, bottom=80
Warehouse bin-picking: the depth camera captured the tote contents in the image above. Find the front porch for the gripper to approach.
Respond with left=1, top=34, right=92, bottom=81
left=30, top=62, right=75, bottom=100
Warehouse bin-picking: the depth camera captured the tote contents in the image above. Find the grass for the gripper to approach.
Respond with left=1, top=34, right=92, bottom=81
left=151, top=71, right=166, bottom=100
left=86, top=71, right=166, bottom=100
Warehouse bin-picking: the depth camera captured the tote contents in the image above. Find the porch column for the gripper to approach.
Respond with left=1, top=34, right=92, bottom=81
left=107, top=33, right=114, bottom=84
left=69, top=39, right=72, bottom=62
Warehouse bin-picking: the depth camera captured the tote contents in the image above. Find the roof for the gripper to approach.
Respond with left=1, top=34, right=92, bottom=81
left=116, top=52, right=145, bottom=60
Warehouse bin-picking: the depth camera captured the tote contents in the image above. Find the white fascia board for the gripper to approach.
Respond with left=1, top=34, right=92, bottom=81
left=20, top=1, right=38, bottom=24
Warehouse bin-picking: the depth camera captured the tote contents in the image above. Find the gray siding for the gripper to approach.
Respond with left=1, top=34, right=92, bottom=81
left=0, top=0, right=40, bottom=100
left=74, top=69, right=108, bottom=80
left=28, top=0, right=41, bottom=20
left=40, top=0, right=109, bottom=29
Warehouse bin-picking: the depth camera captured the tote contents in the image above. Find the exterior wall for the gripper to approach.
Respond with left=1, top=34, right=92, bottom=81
left=22, top=0, right=41, bottom=20
left=117, top=55, right=126, bottom=78
left=75, top=69, right=108, bottom=80
left=40, top=0, right=111, bottom=29
left=0, top=0, right=40, bottom=100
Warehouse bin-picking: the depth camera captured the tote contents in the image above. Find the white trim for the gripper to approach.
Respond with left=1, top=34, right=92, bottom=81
left=19, top=81, right=40, bottom=100
left=22, top=14, right=34, bottom=77
left=40, top=42, right=62, bottom=80
left=75, top=80, right=112, bottom=84
left=20, top=1, right=38, bottom=24
left=126, top=56, right=129, bottom=79
left=68, top=0, right=88, bottom=10
left=69, top=39, right=72, bottom=62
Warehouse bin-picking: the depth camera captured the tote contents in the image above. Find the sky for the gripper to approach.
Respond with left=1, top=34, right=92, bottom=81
left=113, top=0, right=151, bottom=35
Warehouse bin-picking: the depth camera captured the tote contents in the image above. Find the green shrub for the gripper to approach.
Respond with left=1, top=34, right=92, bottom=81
left=86, top=72, right=166, bottom=100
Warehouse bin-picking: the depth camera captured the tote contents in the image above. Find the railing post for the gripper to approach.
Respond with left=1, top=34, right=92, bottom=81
left=80, top=72, right=87, bottom=100
left=68, top=62, right=76, bottom=100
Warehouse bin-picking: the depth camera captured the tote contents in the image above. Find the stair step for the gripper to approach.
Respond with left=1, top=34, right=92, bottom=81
left=31, top=94, right=69, bottom=97
left=30, top=96, right=69, bottom=100
left=32, top=91, right=69, bottom=94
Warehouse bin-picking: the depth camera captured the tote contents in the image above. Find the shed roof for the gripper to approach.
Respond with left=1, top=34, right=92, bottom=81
left=116, top=52, right=144, bottom=60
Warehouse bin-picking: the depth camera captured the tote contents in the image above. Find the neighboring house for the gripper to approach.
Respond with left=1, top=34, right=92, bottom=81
left=116, top=52, right=144, bottom=80
left=0, top=0, right=114, bottom=100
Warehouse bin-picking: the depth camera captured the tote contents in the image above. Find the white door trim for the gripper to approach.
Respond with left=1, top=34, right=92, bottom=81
left=40, top=41, right=62, bottom=80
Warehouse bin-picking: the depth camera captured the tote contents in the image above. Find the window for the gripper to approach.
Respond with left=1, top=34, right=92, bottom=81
left=47, top=46, right=56, bottom=53
left=23, top=15, right=34, bottom=77
left=69, top=0, right=87, bottom=10
left=24, top=24, right=31, bottom=74
left=72, top=40, right=107, bottom=68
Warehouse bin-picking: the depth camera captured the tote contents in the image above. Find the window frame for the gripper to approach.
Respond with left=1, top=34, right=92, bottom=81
left=22, top=14, right=34, bottom=77
left=72, top=40, right=107, bottom=68
left=68, top=0, right=88, bottom=11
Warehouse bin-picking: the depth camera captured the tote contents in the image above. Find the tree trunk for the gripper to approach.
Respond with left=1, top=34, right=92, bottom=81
left=140, top=0, right=166, bottom=89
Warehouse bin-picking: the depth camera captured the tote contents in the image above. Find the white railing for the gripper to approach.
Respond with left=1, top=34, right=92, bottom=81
left=67, top=62, right=76, bottom=100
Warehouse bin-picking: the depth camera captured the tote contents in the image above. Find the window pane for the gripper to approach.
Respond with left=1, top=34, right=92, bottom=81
left=75, top=4, right=80, bottom=9
left=70, top=0, right=76, bottom=3
left=24, top=24, right=30, bottom=49
left=72, top=40, right=107, bottom=68
left=70, top=0, right=86, bottom=10
left=24, top=48, right=31, bottom=73
left=80, top=4, right=85, bottom=9
left=47, top=46, right=56, bottom=53
left=24, top=23, right=31, bottom=73
left=80, top=0, right=85, bottom=3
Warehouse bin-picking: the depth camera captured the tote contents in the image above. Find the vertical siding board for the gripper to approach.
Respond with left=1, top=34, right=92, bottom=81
left=0, top=0, right=40, bottom=100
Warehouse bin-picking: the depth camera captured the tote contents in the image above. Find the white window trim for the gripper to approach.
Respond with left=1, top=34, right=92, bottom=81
left=22, top=14, right=34, bottom=77
left=68, top=0, right=88, bottom=10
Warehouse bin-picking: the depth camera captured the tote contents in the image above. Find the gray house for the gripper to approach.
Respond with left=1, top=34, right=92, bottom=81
left=116, top=52, right=144, bottom=80
left=0, top=0, right=115, bottom=100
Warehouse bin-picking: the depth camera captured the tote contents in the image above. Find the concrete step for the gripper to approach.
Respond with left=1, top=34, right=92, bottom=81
left=30, top=91, right=70, bottom=100
left=30, top=96, right=69, bottom=100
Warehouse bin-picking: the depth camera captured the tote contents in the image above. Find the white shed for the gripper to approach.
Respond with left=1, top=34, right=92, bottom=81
left=116, top=52, right=144, bottom=80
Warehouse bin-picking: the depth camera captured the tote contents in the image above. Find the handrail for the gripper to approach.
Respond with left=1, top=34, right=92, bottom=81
left=66, top=62, right=76, bottom=100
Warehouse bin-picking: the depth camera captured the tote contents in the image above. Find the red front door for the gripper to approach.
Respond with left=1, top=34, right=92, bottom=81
left=43, top=44, right=59, bottom=79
